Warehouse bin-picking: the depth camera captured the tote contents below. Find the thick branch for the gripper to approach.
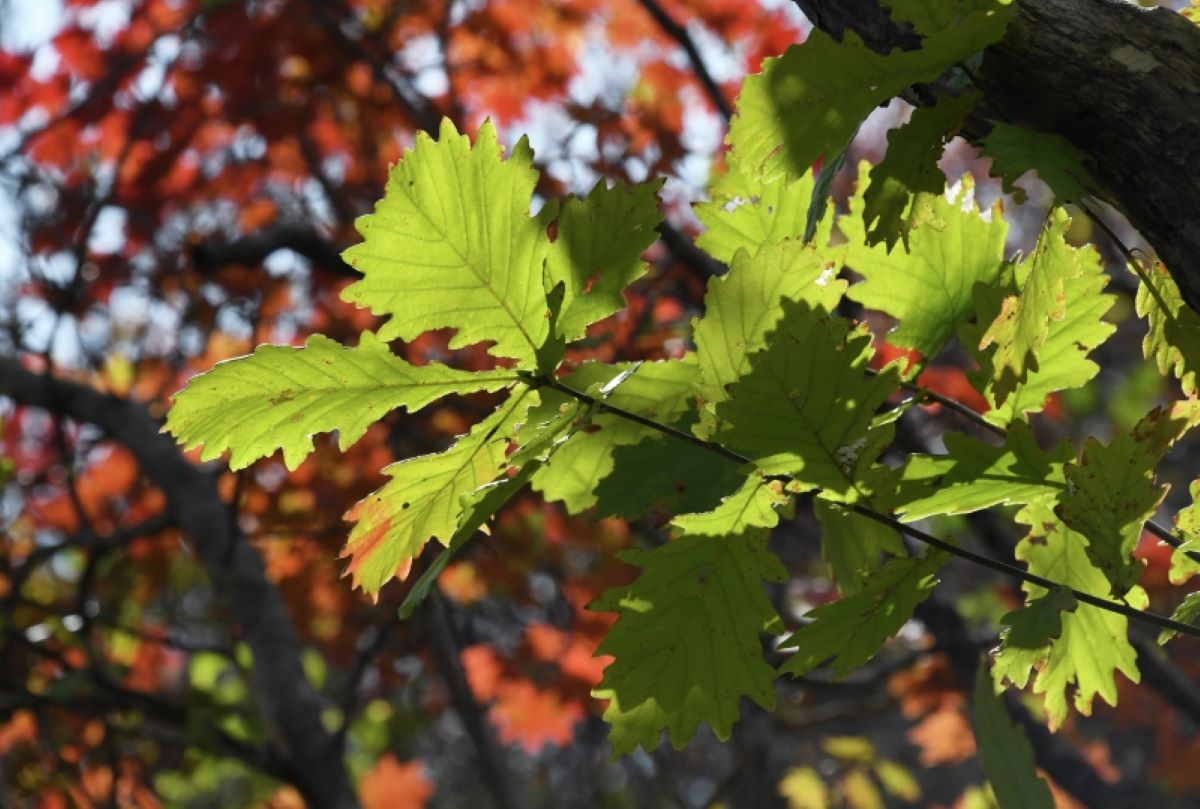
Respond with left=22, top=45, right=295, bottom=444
left=0, top=360, right=360, bottom=809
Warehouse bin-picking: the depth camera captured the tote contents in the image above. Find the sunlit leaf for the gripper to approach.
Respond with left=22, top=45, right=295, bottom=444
left=341, top=119, right=550, bottom=365
left=547, top=178, right=664, bottom=341
left=843, top=164, right=1008, bottom=359
left=342, top=391, right=536, bottom=595
left=1013, top=502, right=1140, bottom=729
left=166, top=331, right=516, bottom=470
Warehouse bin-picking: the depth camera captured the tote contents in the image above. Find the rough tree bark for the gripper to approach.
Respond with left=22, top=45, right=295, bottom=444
left=792, top=0, right=1200, bottom=310
left=0, top=359, right=361, bottom=809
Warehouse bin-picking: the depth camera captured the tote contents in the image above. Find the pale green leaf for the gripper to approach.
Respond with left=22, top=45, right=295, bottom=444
left=716, top=304, right=900, bottom=498
left=889, top=422, right=1071, bottom=521
left=1169, top=480, right=1200, bottom=585
left=672, top=475, right=790, bottom=536
left=1159, top=592, right=1200, bottom=645
left=547, top=179, right=664, bottom=341
left=341, top=119, right=549, bottom=366
left=980, top=122, right=1099, bottom=203
left=1136, top=259, right=1200, bottom=397
left=863, top=92, right=980, bottom=250
left=341, top=391, right=535, bottom=595
left=815, top=499, right=905, bottom=596
left=727, top=2, right=1011, bottom=183
left=397, top=462, right=540, bottom=619
left=979, top=208, right=1102, bottom=404
left=964, top=248, right=1115, bottom=427
left=972, top=667, right=1054, bottom=809
left=166, top=331, right=516, bottom=471
left=843, top=163, right=1008, bottom=359
left=1057, top=402, right=1200, bottom=594
left=991, top=587, right=1076, bottom=690
left=695, top=152, right=829, bottom=263
left=780, top=551, right=947, bottom=678
left=1013, top=502, right=1140, bottom=728
left=592, top=528, right=786, bottom=754
left=693, top=240, right=848, bottom=436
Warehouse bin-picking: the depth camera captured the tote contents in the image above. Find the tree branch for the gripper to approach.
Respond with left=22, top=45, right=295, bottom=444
left=0, top=358, right=361, bottom=809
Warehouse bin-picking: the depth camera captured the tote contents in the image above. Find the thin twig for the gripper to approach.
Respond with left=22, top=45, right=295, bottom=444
left=529, top=377, right=1200, bottom=641
left=635, top=0, right=733, bottom=122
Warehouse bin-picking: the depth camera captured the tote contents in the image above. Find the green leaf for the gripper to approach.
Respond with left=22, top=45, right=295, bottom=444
left=1057, top=402, right=1200, bottom=594
left=341, top=390, right=536, bottom=595
left=341, top=119, right=550, bottom=366
left=979, top=208, right=1102, bottom=405
left=1169, top=480, right=1200, bottom=585
left=972, top=667, right=1054, bottom=809
left=696, top=148, right=833, bottom=263
left=727, top=1, right=1011, bottom=184
left=862, top=92, right=980, bottom=251
left=964, top=244, right=1115, bottom=427
left=693, top=240, right=847, bottom=437
left=980, top=122, right=1099, bottom=203
left=531, top=358, right=699, bottom=513
left=547, top=179, right=664, bottom=342
left=1159, top=592, right=1200, bottom=645
left=397, top=462, right=540, bottom=619
left=1136, top=259, right=1200, bottom=397
left=592, top=436, right=746, bottom=519
left=889, top=422, right=1071, bottom=521
left=592, top=528, right=786, bottom=754
left=815, top=499, right=906, bottom=596
left=716, top=304, right=900, bottom=498
left=780, top=551, right=947, bottom=678
left=1013, top=502, right=1140, bottom=729
left=671, top=475, right=790, bottom=536
left=166, top=331, right=516, bottom=471
left=843, top=163, right=1008, bottom=359
left=991, top=587, right=1076, bottom=690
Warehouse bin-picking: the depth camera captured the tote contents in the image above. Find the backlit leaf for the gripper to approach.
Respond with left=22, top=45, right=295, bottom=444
left=166, top=332, right=516, bottom=471
left=979, top=209, right=1102, bottom=405
left=592, top=528, right=786, bottom=754
left=862, top=92, right=980, bottom=250
left=1013, top=502, right=1140, bottom=729
left=341, top=391, right=536, bottom=595
left=780, top=551, right=947, bottom=678
left=547, top=179, right=664, bottom=342
left=716, top=303, right=900, bottom=498
left=692, top=240, right=847, bottom=437
left=889, top=422, right=1071, bottom=521
left=1136, top=259, right=1200, bottom=397
left=341, top=119, right=550, bottom=366
left=844, top=164, right=1008, bottom=359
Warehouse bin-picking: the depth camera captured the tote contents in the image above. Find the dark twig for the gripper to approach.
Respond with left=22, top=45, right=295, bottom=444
left=531, top=376, right=1200, bottom=641
left=635, top=0, right=733, bottom=122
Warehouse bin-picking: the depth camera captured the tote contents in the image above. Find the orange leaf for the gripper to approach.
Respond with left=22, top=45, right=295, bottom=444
left=360, top=755, right=434, bottom=809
